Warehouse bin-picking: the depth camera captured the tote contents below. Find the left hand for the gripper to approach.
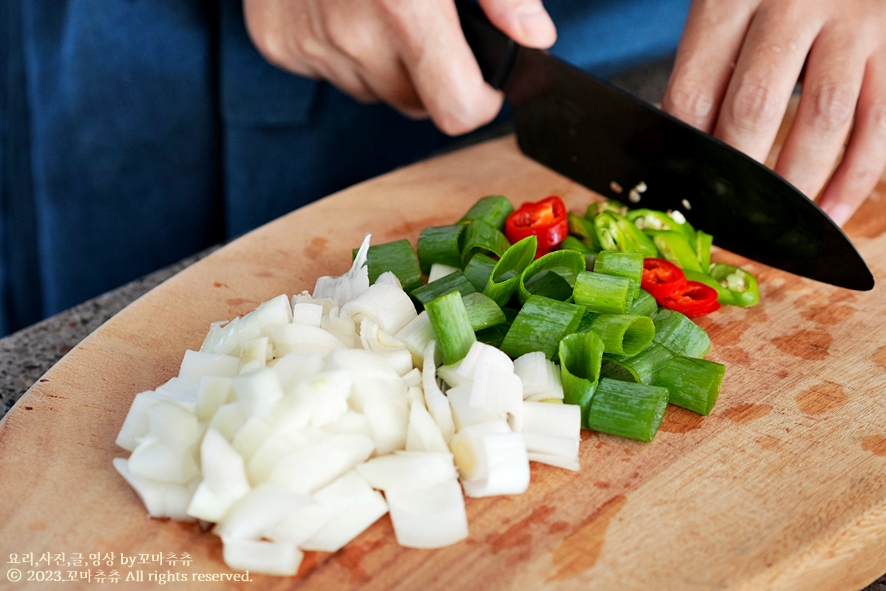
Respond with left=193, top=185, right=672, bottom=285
left=662, top=0, right=886, bottom=226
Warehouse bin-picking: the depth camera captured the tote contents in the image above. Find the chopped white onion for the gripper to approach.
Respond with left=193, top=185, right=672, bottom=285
left=292, top=302, right=323, bottom=326
left=356, top=451, right=457, bottom=490
left=394, top=311, right=435, bottom=367
left=221, top=537, right=303, bottom=577
left=514, top=351, right=564, bottom=401
left=179, top=350, right=240, bottom=383
left=421, top=342, right=456, bottom=444
left=341, top=282, right=417, bottom=335
left=113, top=458, right=198, bottom=521
left=385, top=479, right=468, bottom=549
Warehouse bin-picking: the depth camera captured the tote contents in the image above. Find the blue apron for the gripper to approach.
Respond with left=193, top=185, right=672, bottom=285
left=0, top=0, right=689, bottom=335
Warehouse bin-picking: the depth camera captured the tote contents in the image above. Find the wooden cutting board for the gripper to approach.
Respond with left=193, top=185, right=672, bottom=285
left=3, top=122, right=886, bottom=591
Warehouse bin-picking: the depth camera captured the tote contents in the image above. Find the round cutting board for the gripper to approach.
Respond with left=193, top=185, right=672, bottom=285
left=3, top=133, right=886, bottom=591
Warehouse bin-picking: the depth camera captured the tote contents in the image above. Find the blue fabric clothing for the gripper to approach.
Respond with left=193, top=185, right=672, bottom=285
left=0, top=0, right=689, bottom=335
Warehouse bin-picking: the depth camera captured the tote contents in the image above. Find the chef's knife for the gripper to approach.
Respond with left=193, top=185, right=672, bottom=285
left=455, top=0, right=874, bottom=291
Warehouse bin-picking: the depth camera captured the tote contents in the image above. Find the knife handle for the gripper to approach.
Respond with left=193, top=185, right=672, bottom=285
left=454, top=0, right=518, bottom=90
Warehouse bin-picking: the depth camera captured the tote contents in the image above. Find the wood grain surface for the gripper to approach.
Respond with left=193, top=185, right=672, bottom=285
left=2, top=126, right=886, bottom=591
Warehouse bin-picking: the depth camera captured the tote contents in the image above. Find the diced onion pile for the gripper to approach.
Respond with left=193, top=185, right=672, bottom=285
left=114, top=235, right=580, bottom=576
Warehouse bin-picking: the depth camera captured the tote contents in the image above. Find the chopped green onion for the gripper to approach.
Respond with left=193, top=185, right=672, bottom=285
left=586, top=378, right=669, bottom=442
left=629, top=289, right=658, bottom=317
left=573, top=271, right=634, bottom=315
left=517, top=249, right=586, bottom=304
left=593, top=251, right=643, bottom=300
left=475, top=324, right=509, bottom=349
left=602, top=342, right=674, bottom=385
left=463, top=252, right=497, bottom=292
left=652, top=356, right=725, bottom=415
left=411, top=271, right=476, bottom=306
left=458, top=195, right=514, bottom=229
left=500, top=295, right=585, bottom=360
left=644, top=229, right=703, bottom=273
left=355, top=239, right=422, bottom=292
left=483, top=236, right=537, bottom=306
left=709, top=263, right=760, bottom=307
left=652, top=308, right=711, bottom=359
left=588, top=314, right=655, bottom=356
left=462, top=292, right=507, bottom=331
left=417, top=225, right=465, bottom=274
left=460, top=219, right=511, bottom=266
left=558, top=330, right=605, bottom=427
left=425, top=291, right=476, bottom=365
left=576, top=310, right=600, bottom=333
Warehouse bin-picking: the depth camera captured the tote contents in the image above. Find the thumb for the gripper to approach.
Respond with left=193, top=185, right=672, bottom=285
left=477, top=0, right=557, bottom=48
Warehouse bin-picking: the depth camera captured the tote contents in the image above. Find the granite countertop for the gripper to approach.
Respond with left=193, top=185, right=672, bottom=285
left=2, top=59, right=884, bottom=590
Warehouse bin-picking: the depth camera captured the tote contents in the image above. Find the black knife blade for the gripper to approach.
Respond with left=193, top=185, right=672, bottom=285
left=456, top=0, right=874, bottom=291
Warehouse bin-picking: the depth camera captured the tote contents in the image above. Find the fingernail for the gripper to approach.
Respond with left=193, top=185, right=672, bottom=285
left=516, top=3, right=556, bottom=47
left=824, top=203, right=855, bottom=227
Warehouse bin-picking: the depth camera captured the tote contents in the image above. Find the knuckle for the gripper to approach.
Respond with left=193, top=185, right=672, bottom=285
left=869, top=99, right=886, bottom=135
left=803, top=81, right=856, bottom=132
left=729, top=80, right=781, bottom=131
left=664, top=80, right=715, bottom=127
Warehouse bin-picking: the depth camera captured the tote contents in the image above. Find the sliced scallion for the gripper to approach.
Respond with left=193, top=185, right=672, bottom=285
left=425, top=291, right=476, bottom=365
left=593, top=251, right=643, bottom=300
left=601, top=342, right=674, bottom=385
left=458, top=195, right=514, bottom=229
left=411, top=271, right=477, bottom=306
left=517, top=249, right=586, bottom=304
left=462, top=292, right=507, bottom=331
left=573, top=271, right=633, bottom=315
left=417, top=225, right=465, bottom=275
left=653, top=356, right=725, bottom=415
left=460, top=219, right=511, bottom=266
left=586, top=378, right=668, bottom=442
left=355, top=239, right=422, bottom=292
left=588, top=314, right=655, bottom=356
left=629, top=289, right=658, bottom=317
left=463, top=252, right=497, bottom=292
left=483, top=236, right=537, bottom=306
left=652, top=308, right=711, bottom=359
left=500, top=295, right=585, bottom=360
left=558, top=330, right=605, bottom=427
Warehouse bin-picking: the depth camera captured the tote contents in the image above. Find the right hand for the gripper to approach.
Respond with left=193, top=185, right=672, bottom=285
left=242, top=0, right=557, bottom=136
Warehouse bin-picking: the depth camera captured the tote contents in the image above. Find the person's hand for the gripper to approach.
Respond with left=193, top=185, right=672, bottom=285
left=662, top=0, right=886, bottom=226
left=243, top=0, right=556, bottom=136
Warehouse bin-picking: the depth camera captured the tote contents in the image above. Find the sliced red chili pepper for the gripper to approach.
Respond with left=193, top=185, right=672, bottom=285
left=641, top=258, right=687, bottom=299
left=660, top=280, right=721, bottom=318
left=505, top=196, right=569, bottom=254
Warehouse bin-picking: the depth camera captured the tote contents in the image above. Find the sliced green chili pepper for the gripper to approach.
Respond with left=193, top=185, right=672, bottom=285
left=568, top=213, right=601, bottom=251
left=644, top=229, right=703, bottom=273
left=628, top=208, right=696, bottom=245
left=694, top=230, right=713, bottom=271
left=594, top=212, right=658, bottom=257
left=585, top=199, right=628, bottom=219
left=709, top=263, right=760, bottom=307
left=682, top=269, right=735, bottom=306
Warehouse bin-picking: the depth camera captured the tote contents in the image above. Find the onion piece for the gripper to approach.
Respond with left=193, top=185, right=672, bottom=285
left=113, top=458, right=198, bottom=521
left=341, top=282, right=417, bottom=335
left=421, top=341, right=455, bottom=443
left=312, top=234, right=371, bottom=307
left=394, top=311, right=435, bottom=367
left=269, top=351, right=324, bottom=393
left=514, top=351, right=564, bottom=401
left=385, top=479, right=468, bottom=549
left=179, top=350, right=240, bottom=383
left=267, top=433, right=375, bottom=494
left=186, top=428, right=251, bottom=522
left=447, top=385, right=506, bottom=431
left=456, top=341, right=514, bottom=381
left=128, top=434, right=199, bottom=485
left=272, top=324, right=346, bottom=358
left=213, top=484, right=314, bottom=540
left=292, top=302, right=323, bottom=326
left=356, top=451, right=457, bottom=490
left=405, top=402, right=449, bottom=454
left=221, top=537, right=303, bottom=577
left=196, top=376, right=234, bottom=422
left=239, top=337, right=270, bottom=374
left=298, top=471, right=388, bottom=553
left=232, top=368, right=284, bottom=420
